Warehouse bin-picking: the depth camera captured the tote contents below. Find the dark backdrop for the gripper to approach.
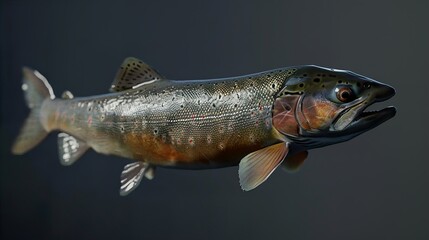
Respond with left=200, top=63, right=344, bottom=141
left=1, top=0, right=428, bottom=239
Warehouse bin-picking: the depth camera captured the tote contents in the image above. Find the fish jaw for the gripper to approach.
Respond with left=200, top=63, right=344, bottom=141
left=340, top=106, right=396, bottom=134
left=331, top=83, right=396, bottom=133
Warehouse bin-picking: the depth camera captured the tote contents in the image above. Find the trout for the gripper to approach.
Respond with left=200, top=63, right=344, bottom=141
left=12, top=57, right=396, bottom=195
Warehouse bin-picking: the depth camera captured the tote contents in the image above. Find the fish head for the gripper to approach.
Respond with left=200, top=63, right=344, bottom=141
left=273, top=65, right=396, bottom=148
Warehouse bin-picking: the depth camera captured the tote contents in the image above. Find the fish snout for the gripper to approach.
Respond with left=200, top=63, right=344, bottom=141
left=372, top=83, right=396, bottom=102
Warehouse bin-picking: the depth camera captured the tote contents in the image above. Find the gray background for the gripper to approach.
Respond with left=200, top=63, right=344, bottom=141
left=1, top=0, right=428, bottom=239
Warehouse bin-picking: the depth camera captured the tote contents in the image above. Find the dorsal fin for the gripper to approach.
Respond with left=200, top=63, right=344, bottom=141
left=110, top=57, right=165, bottom=92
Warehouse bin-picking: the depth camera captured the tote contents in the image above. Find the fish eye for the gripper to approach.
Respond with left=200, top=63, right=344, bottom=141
left=335, top=87, right=355, bottom=103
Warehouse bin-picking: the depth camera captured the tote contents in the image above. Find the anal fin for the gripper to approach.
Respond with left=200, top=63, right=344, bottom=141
left=58, top=132, right=89, bottom=166
left=120, top=162, right=153, bottom=196
left=239, top=142, right=289, bottom=191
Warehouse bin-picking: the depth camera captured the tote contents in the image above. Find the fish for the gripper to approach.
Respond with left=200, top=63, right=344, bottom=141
left=11, top=57, right=396, bottom=195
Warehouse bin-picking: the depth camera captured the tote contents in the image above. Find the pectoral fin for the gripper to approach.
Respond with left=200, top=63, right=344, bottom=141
left=239, top=143, right=289, bottom=191
left=282, top=151, right=308, bottom=172
left=58, top=132, right=89, bottom=166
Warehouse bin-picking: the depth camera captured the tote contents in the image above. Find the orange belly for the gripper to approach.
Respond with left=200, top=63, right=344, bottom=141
left=123, top=132, right=276, bottom=169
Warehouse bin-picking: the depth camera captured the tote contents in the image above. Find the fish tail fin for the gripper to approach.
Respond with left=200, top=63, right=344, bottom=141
left=11, top=67, right=55, bottom=155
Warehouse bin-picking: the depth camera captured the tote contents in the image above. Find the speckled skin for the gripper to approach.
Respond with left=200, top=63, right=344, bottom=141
left=12, top=63, right=396, bottom=193
left=40, top=68, right=297, bottom=169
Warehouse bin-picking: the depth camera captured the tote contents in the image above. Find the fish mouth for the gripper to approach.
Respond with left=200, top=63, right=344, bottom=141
left=345, top=105, right=396, bottom=132
left=332, top=85, right=396, bottom=133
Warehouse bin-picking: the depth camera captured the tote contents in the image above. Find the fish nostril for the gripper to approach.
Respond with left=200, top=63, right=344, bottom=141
left=363, top=82, right=371, bottom=89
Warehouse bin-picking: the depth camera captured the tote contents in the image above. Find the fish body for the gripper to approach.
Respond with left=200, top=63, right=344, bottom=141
left=41, top=67, right=293, bottom=169
left=12, top=57, right=396, bottom=195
